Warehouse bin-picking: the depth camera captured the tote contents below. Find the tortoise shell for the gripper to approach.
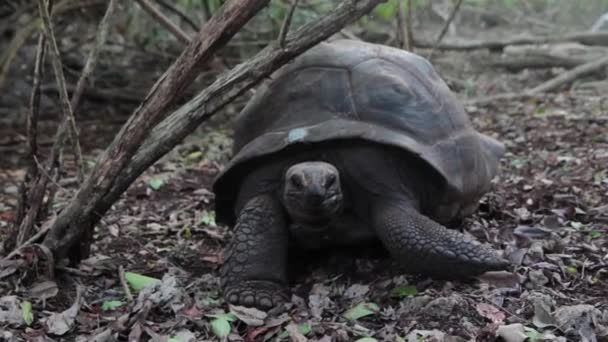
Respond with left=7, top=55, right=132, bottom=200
left=213, top=39, right=504, bottom=226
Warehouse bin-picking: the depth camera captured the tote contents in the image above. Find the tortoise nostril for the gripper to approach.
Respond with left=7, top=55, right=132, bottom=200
left=325, top=173, right=337, bottom=188
left=290, top=174, right=304, bottom=189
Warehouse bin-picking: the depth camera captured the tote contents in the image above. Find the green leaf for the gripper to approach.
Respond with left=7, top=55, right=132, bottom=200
left=208, top=313, right=237, bottom=338
left=21, top=301, right=33, bottom=325
left=524, top=327, right=543, bottom=342
left=101, top=300, right=125, bottom=311
left=567, top=265, right=578, bottom=275
left=124, top=272, right=161, bottom=291
left=185, top=151, right=203, bottom=160
left=343, top=302, right=380, bottom=320
left=373, top=0, right=397, bottom=21
left=298, top=323, right=311, bottom=335
left=355, top=338, right=377, bottom=342
left=390, top=285, right=417, bottom=298
left=589, top=230, right=602, bottom=239
left=200, top=210, right=216, bottom=227
left=570, top=221, right=584, bottom=230
left=148, top=178, right=164, bottom=190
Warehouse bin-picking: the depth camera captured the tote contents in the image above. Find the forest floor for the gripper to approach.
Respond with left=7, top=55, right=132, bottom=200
left=1, top=27, right=608, bottom=342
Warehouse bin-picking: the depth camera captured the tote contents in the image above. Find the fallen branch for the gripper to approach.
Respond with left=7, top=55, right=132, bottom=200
left=468, top=54, right=608, bottom=105
left=415, top=31, right=608, bottom=51
left=489, top=44, right=608, bottom=71
left=527, top=54, right=608, bottom=94
left=43, top=0, right=385, bottom=260
left=489, top=55, right=586, bottom=71
left=42, top=0, right=272, bottom=261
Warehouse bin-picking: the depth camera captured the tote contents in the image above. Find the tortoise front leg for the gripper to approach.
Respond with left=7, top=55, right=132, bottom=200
left=372, top=200, right=508, bottom=278
left=220, top=194, right=289, bottom=309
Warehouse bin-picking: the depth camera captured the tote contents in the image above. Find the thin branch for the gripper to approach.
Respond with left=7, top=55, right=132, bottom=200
left=428, top=0, right=463, bottom=60
left=396, top=0, right=413, bottom=50
left=37, top=0, right=85, bottom=183
left=119, top=265, right=134, bottom=302
left=154, top=0, right=200, bottom=32
left=69, top=0, right=117, bottom=112
left=3, top=217, right=54, bottom=262
left=278, top=0, right=299, bottom=48
left=406, top=0, right=413, bottom=50
left=135, top=0, right=191, bottom=44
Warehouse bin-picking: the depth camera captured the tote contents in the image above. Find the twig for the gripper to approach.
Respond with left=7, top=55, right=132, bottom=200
left=154, top=0, right=200, bottom=32
left=0, top=0, right=93, bottom=92
left=69, top=0, right=116, bottom=112
left=37, top=0, right=85, bottom=184
left=135, top=0, right=191, bottom=44
left=428, top=0, right=463, bottom=60
left=2, top=217, right=53, bottom=262
left=468, top=55, right=608, bottom=105
left=13, top=32, right=47, bottom=243
left=278, top=0, right=299, bottom=48
left=396, top=0, right=413, bottom=50
left=9, top=1, right=54, bottom=251
left=0, top=20, right=40, bottom=92
left=119, top=265, right=134, bottom=302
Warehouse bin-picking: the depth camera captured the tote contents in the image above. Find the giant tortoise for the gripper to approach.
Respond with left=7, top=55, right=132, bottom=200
left=213, top=39, right=508, bottom=309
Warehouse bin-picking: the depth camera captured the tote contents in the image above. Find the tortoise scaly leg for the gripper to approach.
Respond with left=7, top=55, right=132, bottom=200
left=220, top=194, right=289, bottom=309
left=372, top=201, right=508, bottom=278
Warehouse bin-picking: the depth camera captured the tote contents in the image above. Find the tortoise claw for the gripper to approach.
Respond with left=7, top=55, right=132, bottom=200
left=224, top=280, right=289, bottom=310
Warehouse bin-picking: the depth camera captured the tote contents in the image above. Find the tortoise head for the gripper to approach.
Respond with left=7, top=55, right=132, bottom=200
left=283, top=161, right=343, bottom=224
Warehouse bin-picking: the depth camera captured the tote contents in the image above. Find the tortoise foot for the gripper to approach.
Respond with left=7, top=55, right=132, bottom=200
left=224, top=280, right=289, bottom=310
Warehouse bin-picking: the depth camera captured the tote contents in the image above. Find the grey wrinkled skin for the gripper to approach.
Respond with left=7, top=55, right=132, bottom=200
left=214, top=40, right=510, bottom=310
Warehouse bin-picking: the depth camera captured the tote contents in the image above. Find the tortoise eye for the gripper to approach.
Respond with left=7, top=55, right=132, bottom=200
left=325, top=174, right=337, bottom=188
left=290, top=174, right=304, bottom=189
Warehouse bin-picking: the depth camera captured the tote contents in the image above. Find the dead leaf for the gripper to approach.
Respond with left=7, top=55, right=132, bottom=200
left=496, top=323, right=527, bottom=342
left=476, top=303, right=506, bottom=324
left=28, top=280, right=58, bottom=301
left=343, top=283, right=370, bottom=299
left=286, top=322, right=308, bottom=342
left=45, top=287, right=82, bottom=335
left=0, top=296, right=25, bottom=326
left=229, top=304, right=267, bottom=326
